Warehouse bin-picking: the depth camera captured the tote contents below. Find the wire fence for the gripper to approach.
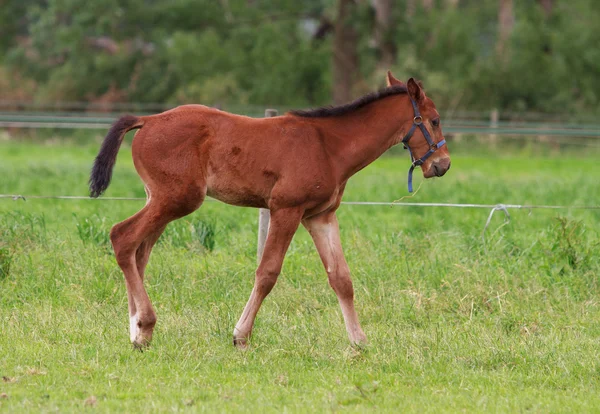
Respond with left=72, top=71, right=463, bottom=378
left=3, top=193, right=600, bottom=249
left=1, top=113, right=600, bottom=138
left=1, top=99, right=599, bottom=122
left=2, top=105, right=600, bottom=254
left=4, top=193, right=599, bottom=211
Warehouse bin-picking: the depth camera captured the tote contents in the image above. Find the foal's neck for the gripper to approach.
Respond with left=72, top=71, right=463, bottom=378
left=311, top=95, right=410, bottom=181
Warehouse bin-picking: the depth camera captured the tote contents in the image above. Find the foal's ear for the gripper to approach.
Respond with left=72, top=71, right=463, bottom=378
left=386, top=71, right=405, bottom=87
left=407, top=77, right=425, bottom=103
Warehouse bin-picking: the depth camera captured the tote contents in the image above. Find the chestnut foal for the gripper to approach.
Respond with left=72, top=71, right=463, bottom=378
left=89, top=72, right=451, bottom=348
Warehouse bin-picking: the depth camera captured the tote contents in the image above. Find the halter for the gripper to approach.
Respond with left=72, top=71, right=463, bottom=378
left=402, top=97, right=446, bottom=192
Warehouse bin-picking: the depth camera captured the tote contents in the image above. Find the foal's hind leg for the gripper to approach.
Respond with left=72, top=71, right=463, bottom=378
left=135, top=224, right=167, bottom=279
left=233, top=207, right=304, bottom=348
left=125, top=224, right=167, bottom=341
left=135, top=188, right=167, bottom=279
left=111, top=194, right=204, bottom=347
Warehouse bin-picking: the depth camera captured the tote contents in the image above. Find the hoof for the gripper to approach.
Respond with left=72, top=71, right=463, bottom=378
left=350, top=332, right=368, bottom=348
left=351, top=340, right=368, bottom=351
left=132, top=339, right=151, bottom=351
left=233, top=337, right=248, bottom=349
left=130, top=314, right=155, bottom=349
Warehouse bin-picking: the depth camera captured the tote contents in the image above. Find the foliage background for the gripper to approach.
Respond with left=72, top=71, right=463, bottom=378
left=1, top=0, right=598, bottom=113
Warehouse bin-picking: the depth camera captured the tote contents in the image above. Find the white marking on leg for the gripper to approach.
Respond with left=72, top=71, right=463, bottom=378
left=130, top=314, right=139, bottom=343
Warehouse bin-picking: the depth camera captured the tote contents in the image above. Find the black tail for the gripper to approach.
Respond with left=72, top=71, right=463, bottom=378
left=89, top=115, right=143, bottom=198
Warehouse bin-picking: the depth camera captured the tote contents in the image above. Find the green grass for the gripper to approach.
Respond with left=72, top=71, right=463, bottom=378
left=1, top=138, right=600, bottom=413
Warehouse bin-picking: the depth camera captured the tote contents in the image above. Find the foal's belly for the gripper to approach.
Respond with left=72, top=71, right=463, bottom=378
left=206, top=180, right=269, bottom=209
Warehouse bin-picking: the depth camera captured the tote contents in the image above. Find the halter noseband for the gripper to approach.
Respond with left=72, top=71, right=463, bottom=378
left=401, top=97, right=446, bottom=192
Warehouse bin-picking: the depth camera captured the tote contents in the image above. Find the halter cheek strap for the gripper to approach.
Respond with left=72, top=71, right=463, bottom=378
left=401, top=97, right=446, bottom=192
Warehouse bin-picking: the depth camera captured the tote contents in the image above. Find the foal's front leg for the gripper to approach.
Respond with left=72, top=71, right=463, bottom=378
left=303, top=211, right=367, bottom=345
left=233, top=207, right=304, bottom=348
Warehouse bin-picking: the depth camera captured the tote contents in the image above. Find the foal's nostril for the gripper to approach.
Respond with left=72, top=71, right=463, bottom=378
left=431, top=159, right=450, bottom=177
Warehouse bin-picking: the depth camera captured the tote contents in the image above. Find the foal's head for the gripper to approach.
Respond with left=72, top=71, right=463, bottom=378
left=387, top=72, right=451, bottom=179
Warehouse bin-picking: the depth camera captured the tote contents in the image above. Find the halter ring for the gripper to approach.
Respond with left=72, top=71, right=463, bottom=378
left=413, top=116, right=423, bottom=125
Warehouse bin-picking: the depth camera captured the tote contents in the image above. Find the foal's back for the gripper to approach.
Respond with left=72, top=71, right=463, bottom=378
left=132, top=105, right=335, bottom=210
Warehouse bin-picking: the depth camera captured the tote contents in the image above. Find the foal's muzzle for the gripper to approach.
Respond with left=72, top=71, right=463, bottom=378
left=431, top=158, right=451, bottom=177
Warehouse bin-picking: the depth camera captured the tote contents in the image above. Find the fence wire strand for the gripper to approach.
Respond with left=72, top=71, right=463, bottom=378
left=2, top=194, right=600, bottom=210
left=3, top=194, right=600, bottom=248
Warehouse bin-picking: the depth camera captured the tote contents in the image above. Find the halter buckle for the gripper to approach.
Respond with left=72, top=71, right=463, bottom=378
left=413, top=116, right=423, bottom=125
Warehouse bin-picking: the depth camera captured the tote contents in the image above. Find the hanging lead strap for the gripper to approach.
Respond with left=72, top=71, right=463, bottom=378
left=407, top=165, right=416, bottom=193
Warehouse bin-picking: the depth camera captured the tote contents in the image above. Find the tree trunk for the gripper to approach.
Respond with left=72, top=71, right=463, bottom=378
left=407, top=0, right=434, bottom=17
left=406, top=0, right=415, bottom=18
left=421, top=0, right=434, bottom=10
left=538, top=0, right=553, bottom=17
left=496, top=0, right=514, bottom=61
left=332, top=0, right=359, bottom=105
left=373, top=0, right=395, bottom=71
left=538, top=0, right=553, bottom=54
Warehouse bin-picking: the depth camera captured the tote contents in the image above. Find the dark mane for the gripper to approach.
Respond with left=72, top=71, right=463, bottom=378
left=289, top=85, right=408, bottom=118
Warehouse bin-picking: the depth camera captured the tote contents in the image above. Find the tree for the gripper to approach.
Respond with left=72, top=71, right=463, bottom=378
left=332, top=0, right=359, bottom=105
left=497, top=0, right=515, bottom=61
left=373, top=0, right=396, bottom=71
left=538, top=0, right=553, bottom=17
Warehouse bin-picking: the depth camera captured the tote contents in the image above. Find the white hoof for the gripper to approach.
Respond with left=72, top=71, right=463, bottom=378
left=233, top=326, right=250, bottom=349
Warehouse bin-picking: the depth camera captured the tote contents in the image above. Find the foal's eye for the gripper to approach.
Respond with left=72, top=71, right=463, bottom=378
left=431, top=118, right=440, bottom=128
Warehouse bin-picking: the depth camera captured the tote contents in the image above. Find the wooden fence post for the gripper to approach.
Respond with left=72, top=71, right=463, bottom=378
left=257, top=109, right=277, bottom=263
left=490, top=108, right=499, bottom=147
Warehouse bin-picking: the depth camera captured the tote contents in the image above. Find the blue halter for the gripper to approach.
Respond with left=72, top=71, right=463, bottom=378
left=402, top=97, right=446, bottom=192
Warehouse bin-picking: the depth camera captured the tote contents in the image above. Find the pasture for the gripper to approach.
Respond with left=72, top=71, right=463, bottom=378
left=1, top=136, right=599, bottom=412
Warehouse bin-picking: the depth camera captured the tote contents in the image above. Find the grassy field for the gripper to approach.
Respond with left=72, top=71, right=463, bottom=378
left=1, top=136, right=600, bottom=413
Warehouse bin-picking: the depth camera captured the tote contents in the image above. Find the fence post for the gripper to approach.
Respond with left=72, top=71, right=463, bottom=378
left=490, top=108, right=499, bottom=147
left=257, top=109, right=277, bottom=263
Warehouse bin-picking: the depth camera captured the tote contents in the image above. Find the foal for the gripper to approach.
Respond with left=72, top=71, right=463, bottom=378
left=89, top=72, right=451, bottom=348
